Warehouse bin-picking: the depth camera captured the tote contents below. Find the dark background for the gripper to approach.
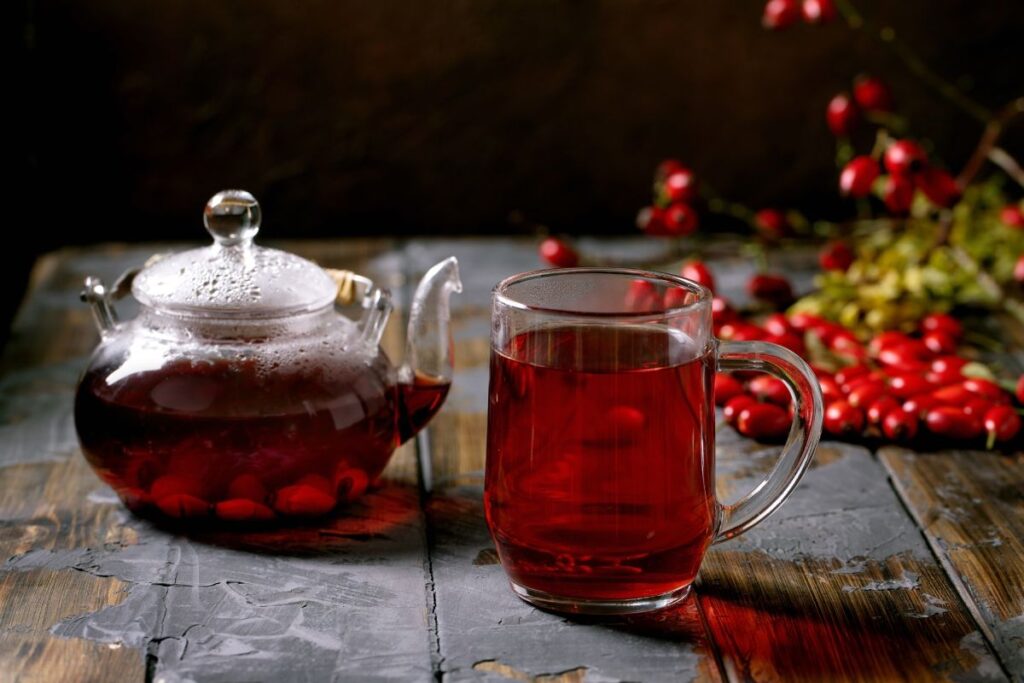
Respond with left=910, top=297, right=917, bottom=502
left=10, top=0, right=1024, bottom=335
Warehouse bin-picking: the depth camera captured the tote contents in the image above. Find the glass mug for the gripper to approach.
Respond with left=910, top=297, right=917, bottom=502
left=484, top=268, right=823, bottom=614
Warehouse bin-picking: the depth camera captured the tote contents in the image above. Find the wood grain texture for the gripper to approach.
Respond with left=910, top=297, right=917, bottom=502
left=879, top=447, right=1024, bottom=677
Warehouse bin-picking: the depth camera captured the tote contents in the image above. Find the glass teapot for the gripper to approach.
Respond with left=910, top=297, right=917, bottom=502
left=74, top=190, right=461, bottom=523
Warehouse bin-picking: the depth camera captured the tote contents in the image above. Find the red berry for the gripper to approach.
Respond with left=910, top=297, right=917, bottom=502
left=663, top=203, right=699, bottom=236
left=681, top=261, right=715, bottom=291
left=868, top=331, right=912, bottom=357
left=903, top=394, right=941, bottom=419
left=334, top=467, right=370, bottom=502
left=718, top=322, right=767, bottom=342
left=824, top=400, right=864, bottom=437
left=962, top=398, right=994, bottom=417
left=749, top=375, right=791, bottom=406
left=1015, top=255, right=1024, bottom=283
left=916, top=168, right=961, bottom=208
left=852, top=75, right=894, bottom=113
left=274, top=484, right=337, bottom=516
left=539, top=237, right=579, bottom=267
left=763, top=313, right=794, bottom=337
left=925, top=406, right=983, bottom=440
left=655, top=159, right=684, bottom=181
left=712, top=297, right=737, bottom=324
left=764, top=332, right=806, bottom=356
left=1017, top=375, right=1024, bottom=404
left=748, top=274, right=795, bottom=307
left=884, top=140, right=928, bottom=176
left=922, top=331, right=956, bottom=355
left=737, top=403, right=792, bottom=440
left=962, top=378, right=1010, bottom=404
left=826, top=93, right=859, bottom=137
left=724, top=395, right=758, bottom=425
left=762, top=0, right=802, bottom=29
left=801, top=0, right=837, bottom=23
left=847, top=381, right=887, bottom=409
left=819, top=376, right=844, bottom=402
left=820, top=241, right=855, bottom=271
left=883, top=409, right=918, bottom=442
left=835, top=364, right=871, bottom=388
left=753, top=209, right=790, bottom=240
left=866, top=396, right=901, bottom=426
left=883, top=174, right=915, bottom=215
left=156, top=494, right=210, bottom=518
left=931, top=385, right=974, bottom=406
left=839, top=156, right=880, bottom=198
left=625, top=279, right=660, bottom=312
left=664, top=287, right=690, bottom=309
left=636, top=206, right=666, bottom=235
left=788, top=312, right=828, bottom=331
left=920, top=313, right=963, bottom=340
left=714, top=373, right=746, bottom=406
left=663, top=168, right=699, bottom=203
left=888, top=374, right=935, bottom=399
left=227, top=473, right=267, bottom=502
left=931, top=356, right=967, bottom=376
left=877, top=341, right=931, bottom=369
left=1000, top=204, right=1024, bottom=228
left=984, top=405, right=1021, bottom=445
left=215, top=498, right=276, bottom=521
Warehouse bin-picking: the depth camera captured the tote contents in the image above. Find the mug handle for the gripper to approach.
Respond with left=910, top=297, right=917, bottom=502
left=714, top=340, right=824, bottom=542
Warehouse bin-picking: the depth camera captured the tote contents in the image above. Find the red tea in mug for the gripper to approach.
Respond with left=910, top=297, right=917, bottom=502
left=484, top=324, right=717, bottom=602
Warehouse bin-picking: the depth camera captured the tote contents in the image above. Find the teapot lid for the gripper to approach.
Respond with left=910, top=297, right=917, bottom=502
left=132, top=190, right=338, bottom=318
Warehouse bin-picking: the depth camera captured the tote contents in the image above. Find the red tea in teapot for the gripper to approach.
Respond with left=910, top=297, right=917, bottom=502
left=75, top=357, right=447, bottom=522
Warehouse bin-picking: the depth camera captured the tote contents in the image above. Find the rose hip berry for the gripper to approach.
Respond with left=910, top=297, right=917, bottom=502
left=884, top=140, right=928, bottom=176
left=754, top=209, right=790, bottom=240
left=984, top=406, right=1021, bottom=446
left=763, top=313, right=794, bottom=337
left=663, top=167, right=699, bottom=203
left=882, top=409, right=918, bottom=442
left=824, top=400, right=864, bottom=437
left=883, top=174, right=915, bottom=215
left=663, top=203, right=699, bottom=235
left=839, top=156, right=881, bottom=198
left=1015, top=255, right=1024, bottom=283
left=962, top=378, right=1010, bottom=404
left=925, top=406, right=983, bottom=440
left=762, top=0, right=802, bottom=29
left=724, top=395, right=758, bottom=425
left=748, top=274, right=795, bottom=307
left=866, top=396, right=901, bottom=426
left=1017, top=375, right=1024, bottom=404
left=539, top=237, right=579, bottom=267
left=714, top=373, right=746, bottom=406
left=636, top=206, right=666, bottom=235
left=801, top=0, right=837, bottom=24
left=1000, top=204, right=1024, bottom=228
left=920, top=313, right=963, bottom=340
left=853, top=75, right=894, bottom=112
left=888, top=374, right=934, bottom=399
left=749, top=375, right=791, bottom=406
left=916, top=168, right=961, bottom=208
left=681, top=261, right=715, bottom=291
left=737, top=403, right=792, bottom=440
left=922, top=331, right=957, bottom=355
left=820, top=241, right=855, bottom=271
left=826, top=93, right=859, bottom=137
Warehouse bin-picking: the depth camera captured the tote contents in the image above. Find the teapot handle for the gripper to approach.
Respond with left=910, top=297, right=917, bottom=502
left=81, top=267, right=142, bottom=336
left=326, top=269, right=393, bottom=348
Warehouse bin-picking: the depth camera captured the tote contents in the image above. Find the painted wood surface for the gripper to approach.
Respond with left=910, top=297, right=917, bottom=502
left=0, top=237, right=1020, bottom=682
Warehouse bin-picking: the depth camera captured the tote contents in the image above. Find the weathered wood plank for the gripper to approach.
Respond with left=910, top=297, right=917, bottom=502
left=701, top=434, right=1006, bottom=682
left=0, top=240, right=435, bottom=682
left=879, top=447, right=1024, bottom=678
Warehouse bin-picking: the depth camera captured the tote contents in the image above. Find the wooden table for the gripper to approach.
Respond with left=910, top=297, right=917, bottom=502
left=0, top=237, right=1021, bottom=682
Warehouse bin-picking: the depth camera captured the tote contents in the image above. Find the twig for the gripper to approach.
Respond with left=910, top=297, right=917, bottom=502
left=957, top=97, right=1024, bottom=188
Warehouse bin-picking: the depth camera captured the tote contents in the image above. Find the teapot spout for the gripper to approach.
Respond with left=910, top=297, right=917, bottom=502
left=397, top=257, right=462, bottom=440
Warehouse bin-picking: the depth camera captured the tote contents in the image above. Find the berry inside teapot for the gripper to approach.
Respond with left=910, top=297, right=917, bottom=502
left=74, top=190, right=461, bottom=524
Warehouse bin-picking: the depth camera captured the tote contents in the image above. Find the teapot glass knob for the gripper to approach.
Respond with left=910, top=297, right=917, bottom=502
left=203, top=190, right=261, bottom=247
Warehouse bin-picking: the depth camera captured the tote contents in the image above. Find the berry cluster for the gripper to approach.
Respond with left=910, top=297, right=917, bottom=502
left=715, top=306, right=1022, bottom=448
left=636, top=160, right=702, bottom=238
left=762, top=0, right=837, bottom=30
left=840, top=139, right=961, bottom=213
